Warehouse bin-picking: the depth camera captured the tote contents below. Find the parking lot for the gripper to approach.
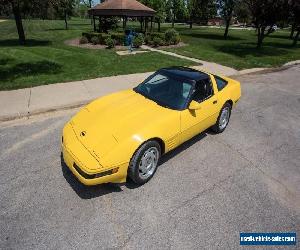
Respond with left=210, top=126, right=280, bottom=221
left=0, top=66, right=299, bottom=249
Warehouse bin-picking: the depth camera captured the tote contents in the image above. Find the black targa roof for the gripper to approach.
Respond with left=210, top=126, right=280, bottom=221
left=158, top=67, right=210, bottom=83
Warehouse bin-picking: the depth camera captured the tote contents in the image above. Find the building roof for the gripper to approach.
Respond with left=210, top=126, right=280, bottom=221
left=88, top=0, right=155, bottom=17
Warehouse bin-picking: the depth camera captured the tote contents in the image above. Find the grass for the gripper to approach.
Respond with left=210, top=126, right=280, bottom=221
left=1, top=19, right=299, bottom=90
left=0, top=18, right=195, bottom=90
left=160, top=25, right=300, bottom=70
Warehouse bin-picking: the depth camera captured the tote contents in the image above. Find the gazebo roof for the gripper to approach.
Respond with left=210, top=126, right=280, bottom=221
left=88, top=0, right=156, bottom=17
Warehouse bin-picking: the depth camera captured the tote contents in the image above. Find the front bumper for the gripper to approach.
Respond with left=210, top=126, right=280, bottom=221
left=61, top=124, right=128, bottom=186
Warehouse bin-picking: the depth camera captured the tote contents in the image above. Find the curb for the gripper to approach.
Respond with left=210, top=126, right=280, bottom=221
left=0, top=100, right=92, bottom=123
left=0, top=63, right=298, bottom=123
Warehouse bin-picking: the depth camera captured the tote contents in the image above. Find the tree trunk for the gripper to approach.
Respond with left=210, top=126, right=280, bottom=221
left=224, top=19, right=230, bottom=39
left=189, top=20, right=192, bottom=29
left=64, top=10, right=68, bottom=30
left=158, top=20, right=161, bottom=32
left=292, top=30, right=299, bottom=46
left=89, top=0, right=93, bottom=25
left=11, top=2, right=25, bottom=45
left=290, top=23, right=295, bottom=39
left=256, top=27, right=265, bottom=48
left=172, top=12, right=175, bottom=28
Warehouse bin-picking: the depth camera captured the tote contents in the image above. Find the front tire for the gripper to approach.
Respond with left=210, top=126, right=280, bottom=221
left=128, top=141, right=161, bottom=185
left=211, top=102, right=231, bottom=133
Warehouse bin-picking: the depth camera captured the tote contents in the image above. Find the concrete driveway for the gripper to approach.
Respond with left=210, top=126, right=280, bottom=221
left=0, top=66, right=299, bottom=249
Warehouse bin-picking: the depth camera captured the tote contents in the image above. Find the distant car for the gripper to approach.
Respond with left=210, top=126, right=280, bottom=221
left=62, top=67, right=241, bottom=186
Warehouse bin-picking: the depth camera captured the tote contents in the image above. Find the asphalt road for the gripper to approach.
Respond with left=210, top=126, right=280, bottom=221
left=0, top=66, right=299, bottom=250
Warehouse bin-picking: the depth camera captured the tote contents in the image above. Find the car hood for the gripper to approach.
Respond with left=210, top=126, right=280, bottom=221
left=70, top=89, right=173, bottom=159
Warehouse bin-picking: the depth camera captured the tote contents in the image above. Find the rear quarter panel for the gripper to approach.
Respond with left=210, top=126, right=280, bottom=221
left=212, top=75, right=241, bottom=108
left=223, top=77, right=241, bottom=106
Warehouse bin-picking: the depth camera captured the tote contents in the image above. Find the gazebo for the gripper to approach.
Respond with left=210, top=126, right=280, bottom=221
left=88, top=0, right=156, bottom=32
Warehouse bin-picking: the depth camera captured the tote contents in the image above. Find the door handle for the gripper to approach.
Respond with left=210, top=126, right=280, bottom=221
left=213, top=100, right=217, bottom=104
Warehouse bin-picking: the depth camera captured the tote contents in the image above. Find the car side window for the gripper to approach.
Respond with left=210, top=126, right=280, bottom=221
left=192, top=79, right=214, bottom=103
left=214, top=76, right=228, bottom=91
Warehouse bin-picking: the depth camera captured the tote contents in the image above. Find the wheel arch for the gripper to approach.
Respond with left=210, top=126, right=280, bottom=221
left=226, top=99, right=233, bottom=108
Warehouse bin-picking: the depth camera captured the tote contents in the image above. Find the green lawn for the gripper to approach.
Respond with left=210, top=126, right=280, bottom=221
left=162, top=25, right=300, bottom=70
left=0, top=19, right=195, bottom=90
left=1, top=19, right=299, bottom=90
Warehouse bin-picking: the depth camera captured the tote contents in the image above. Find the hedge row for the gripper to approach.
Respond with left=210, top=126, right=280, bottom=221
left=145, top=29, right=181, bottom=47
left=82, top=32, right=125, bottom=45
left=81, top=29, right=180, bottom=48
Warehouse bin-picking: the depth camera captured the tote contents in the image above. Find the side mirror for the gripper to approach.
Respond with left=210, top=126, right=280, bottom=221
left=189, top=101, right=201, bottom=110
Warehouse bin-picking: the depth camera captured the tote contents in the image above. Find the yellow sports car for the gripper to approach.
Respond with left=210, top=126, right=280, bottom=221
left=62, top=67, right=241, bottom=185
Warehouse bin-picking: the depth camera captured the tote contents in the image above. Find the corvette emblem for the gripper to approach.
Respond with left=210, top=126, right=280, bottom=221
left=80, top=131, right=86, bottom=137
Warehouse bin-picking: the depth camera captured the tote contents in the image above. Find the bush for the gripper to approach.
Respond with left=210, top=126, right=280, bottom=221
left=82, top=32, right=92, bottom=41
left=153, top=37, right=164, bottom=47
left=133, top=33, right=144, bottom=48
left=82, top=32, right=102, bottom=42
left=110, top=32, right=125, bottom=45
left=144, top=32, right=165, bottom=46
left=82, top=32, right=112, bottom=44
left=169, top=34, right=180, bottom=45
left=99, top=33, right=111, bottom=44
left=91, top=36, right=100, bottom=45
left=79, top=36, right=88, bottom=44
left=105, top=37, right=115, bottom=48
left=165, top=29, right=180, bottom=45
left=144, top=35, right=150, bottom=44
left=149, top=32, right=165, bottom=40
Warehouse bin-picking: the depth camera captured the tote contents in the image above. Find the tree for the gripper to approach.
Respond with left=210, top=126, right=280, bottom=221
left=217, top=0, right=237, bottom=39
left=234, top=1, right=251, bottom=26
left=288, top=0, right=300, bottom=46
left=0, top=0, right=37, bottom=44
left=150, top=0, right=166, bottom=32
left=188, top=0, right=217, bottom=27
left=245, top=0, right=289, bottom=48
left=288, top=0, right=300, bottom=44
left=51, top=0, right=75, bottom=29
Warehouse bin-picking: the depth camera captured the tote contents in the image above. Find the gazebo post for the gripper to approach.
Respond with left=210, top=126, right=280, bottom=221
left=140, top=17, right=143, bottom=32
left=98, top=16, right=101, bottom=32
left=124, top=16, right=127, bottom=30
left=150, top=16, right=153, bottom=32
left=145, top=17, right=148, bottom=32
left=93, top=15, right=96, bottom=31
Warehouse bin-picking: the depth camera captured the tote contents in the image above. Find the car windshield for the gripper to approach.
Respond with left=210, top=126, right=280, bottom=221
left=134, top=73, right=193, bottom=110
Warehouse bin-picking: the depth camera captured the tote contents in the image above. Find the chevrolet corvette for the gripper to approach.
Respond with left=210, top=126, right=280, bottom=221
left=62, top=67, right=241, bottom=185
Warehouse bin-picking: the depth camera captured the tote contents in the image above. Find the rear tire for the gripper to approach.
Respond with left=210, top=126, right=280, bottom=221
left=211, top=102, right=231, bottom=133
left=128, top=140, right=161, bottom=185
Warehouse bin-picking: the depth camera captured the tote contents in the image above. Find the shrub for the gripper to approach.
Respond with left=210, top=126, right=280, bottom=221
left=144, top=35, right=150, bottom=44
left=110, top=32, right=125, bottom=45
left=105, top=37, right=115, bottom=48
left=91, top=36, right=100, bottom=45
left=82, top=32, right=92, bottom=41
left=82, top=32, right=112, bottom=44
left=133, top=33, right=144, bottom=48
left=99, top=33, right=111, bottom=44
left=149, top=32, right=165, bottom=40
left=170, top=34, right=180, bottom=45
left=147, top=39, right=154, bottom=46
left=165, top=29, right=180, bottom=45
left=79, top=36, right=88, bottom=44
left=153, top=37, right=164, bottom=47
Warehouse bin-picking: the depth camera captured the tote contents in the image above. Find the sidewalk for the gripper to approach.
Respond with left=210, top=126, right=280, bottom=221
left=0, top=53, right=272, bottom=122
left=0, top=72, right=151, bottom=121
left=141, top=45, right=239, bottom=76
